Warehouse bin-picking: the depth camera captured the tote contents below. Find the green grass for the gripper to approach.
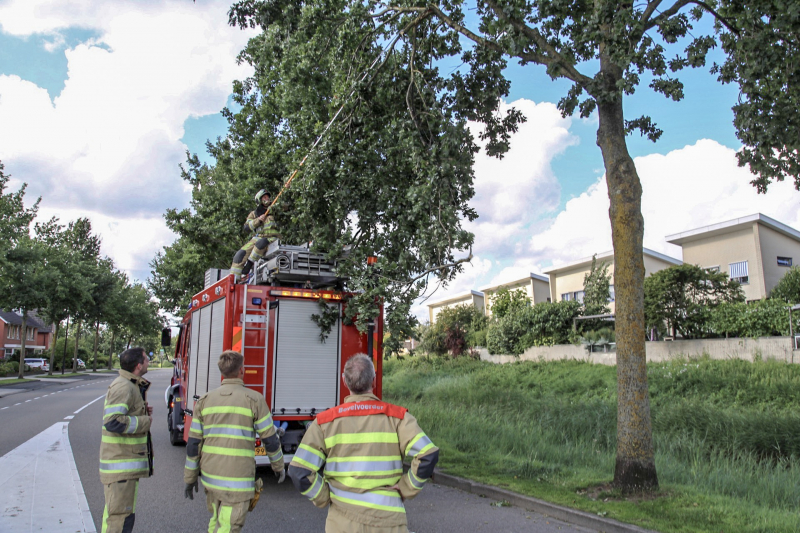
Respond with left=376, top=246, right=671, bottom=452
left=0, top=377, right=37, bottom=386
left=384, top=356, right=800, bottom=533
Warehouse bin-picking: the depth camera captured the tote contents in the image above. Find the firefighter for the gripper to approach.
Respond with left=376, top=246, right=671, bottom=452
left=288, top=354, right=439, bottom=533
left=184, top=350, right=285, bottom=533
left=230, top=189, right=280, bottom=280
left=99, top=347, right=153, bottom=533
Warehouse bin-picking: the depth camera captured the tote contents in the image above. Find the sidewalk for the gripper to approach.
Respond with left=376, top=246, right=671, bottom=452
left=0, top=422, right=94, bottom=532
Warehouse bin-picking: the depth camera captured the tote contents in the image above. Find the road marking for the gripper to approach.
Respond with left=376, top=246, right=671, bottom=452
left=1, top=407, right=7, bottom=410
left=74, top=394, right=105, bottom=414
left=24, top=400, right=31, bottom=403
left=0, top=422, right=96, bottom=532
left=34, top=397, right=40, bottom=400
left=14, top=403, right=21, bottom=406
left=64, top=415, right=74, bottom=420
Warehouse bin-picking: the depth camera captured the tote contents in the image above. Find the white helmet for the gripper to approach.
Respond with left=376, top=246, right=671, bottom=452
left=255, top=189, right=271, bottom=203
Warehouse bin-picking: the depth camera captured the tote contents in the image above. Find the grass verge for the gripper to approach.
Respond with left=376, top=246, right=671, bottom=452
left=0, top=377, right=37, bottom=386
left=384, top=356, right=800, bottom=533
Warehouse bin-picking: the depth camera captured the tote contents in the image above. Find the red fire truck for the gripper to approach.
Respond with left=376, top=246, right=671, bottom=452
left=164, top=243, right=383, bottom=465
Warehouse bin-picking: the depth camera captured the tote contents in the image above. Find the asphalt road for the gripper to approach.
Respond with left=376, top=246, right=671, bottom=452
left=3, top=368, right=596, bottom=533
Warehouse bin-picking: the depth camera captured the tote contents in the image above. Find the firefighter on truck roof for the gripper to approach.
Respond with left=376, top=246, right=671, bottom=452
left=230, top=189, right=280, bottom=281
left=99, top=347, right=153, bottom=533
left=288, top=353, right=439, bottom=533
left=184, top=350, right=285, bottom=533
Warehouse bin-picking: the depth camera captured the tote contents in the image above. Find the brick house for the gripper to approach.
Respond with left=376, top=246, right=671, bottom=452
left=0, top=310, right=53, bottom=359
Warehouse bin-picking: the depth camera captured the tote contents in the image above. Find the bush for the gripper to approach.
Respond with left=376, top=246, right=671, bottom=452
left=0, top=362, right=11, bottom=376
left=8, top=361, right=19, bottom=373
left=711, top=299, right=798, bottom=338
left=418, top=304, right=488, bottom=356
left=488, top=287, right=531, bottom=319
left=487, top=300, right=583, bottom=355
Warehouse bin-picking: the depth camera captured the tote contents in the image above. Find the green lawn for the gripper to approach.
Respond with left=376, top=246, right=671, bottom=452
left=384, top=356, right=800, bottom=533
left=0, top=377, right=37, bottom=386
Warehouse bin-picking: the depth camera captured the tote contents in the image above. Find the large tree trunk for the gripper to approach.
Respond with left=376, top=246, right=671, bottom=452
left=18, top=312, right=28, bottom=379
left=596, top=56, right=658, bottom=491
left=48, top=322, right=59, bottom=376
left=93, top=320, right=100, bottom=372
left=108, top=330, right=116, bottom=371
left=72, top=320, right=82, bottom=373
left=61, top=315, right=70, bottom=375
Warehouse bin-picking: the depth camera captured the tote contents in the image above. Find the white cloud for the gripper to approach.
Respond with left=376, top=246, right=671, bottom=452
left=529, top=139, right=800, bottom=268
left=0, top=0, right=255, bottom=281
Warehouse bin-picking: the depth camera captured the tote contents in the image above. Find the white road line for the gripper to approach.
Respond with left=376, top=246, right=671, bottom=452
left=14, top=403, right=21, bottom=406
left=24, top=400, right=31, bottom=403
left=0, top=422, right=96, bottom=532
left=64, top=415, right=74, bottom=420
left=1, top=407, right=7, bottom=410
left=74, top=394, right=105, bottom=414
left=34, top=397, right=40, bottom=400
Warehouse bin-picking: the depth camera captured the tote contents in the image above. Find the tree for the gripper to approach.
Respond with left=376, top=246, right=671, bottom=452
left=488, top=287, right=531, bottom=319
left=209, top=1, right=795, bottom=490
left=644, top=264, right=744, bottom=338
left=771, top=266, right=800, bottom=304
left=86, top=258, right=120, bottom=372
left=583, top=256, right=612, bottom=317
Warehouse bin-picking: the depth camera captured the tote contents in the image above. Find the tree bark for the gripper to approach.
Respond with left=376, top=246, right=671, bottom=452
left=93, top=320, right=100, bottom=372
left=48, top=322, right=59, bottom=376
left=72, top=319, right=81, bottom=373
left=61, top=315, right=70, bottom=375
left=108, top=330, right=116, bottom=371
left=596, top=55, right=658, bottom=491
left=18, top=312, right=27, bottom=379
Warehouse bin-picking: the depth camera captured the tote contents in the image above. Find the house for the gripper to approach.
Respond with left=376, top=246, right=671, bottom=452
left=427, top=290, right=485, bottom=324
left=479, top=273, right=551, bottom=317
left=543, top=248, right=682, bottom=313
left=666, top=213, right=800, bottom=301
left=0, top=310, right=53, bottom=359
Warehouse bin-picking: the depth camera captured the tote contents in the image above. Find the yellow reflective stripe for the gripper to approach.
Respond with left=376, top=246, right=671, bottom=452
left=205, top=423, right=253, bottom=431
left=332, top=476, right=402, bottom=490
left=404, top=433, right=425, bottom=456
left=292, top=456, right=320, bottom=471
left=101, top=435, right=147, bottom=444
left=202, top=406, right=253, bottom=417
left=301, top=472, right=324, bottom=500
left=416, top=442, right=436, bottom=456
left=325, top=432, right=399, bottom=447
left=298, top=444, right=325, bottom=460
left=201, top=445, right=255, bottom=458
left=217, top=504, right=233, bottom=533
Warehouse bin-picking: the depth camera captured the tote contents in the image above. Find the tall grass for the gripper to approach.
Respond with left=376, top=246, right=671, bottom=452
left=384, top=356, right=800, bottom=532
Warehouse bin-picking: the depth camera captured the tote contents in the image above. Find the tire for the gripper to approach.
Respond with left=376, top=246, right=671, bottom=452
left=168, top=406, right=185, bottom=446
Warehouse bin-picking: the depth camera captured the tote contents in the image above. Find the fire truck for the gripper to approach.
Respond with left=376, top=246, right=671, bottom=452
left=164, top=242, right=383, bottom=465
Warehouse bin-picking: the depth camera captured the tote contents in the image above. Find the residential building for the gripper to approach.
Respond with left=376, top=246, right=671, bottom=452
left=543, top=248, right=682, bottom=313
left=479, top=273, right=550, bottom=317
left=427, top=290, right=485, bottom=324
left=666, top=213, right=800, bottom=301
left=0, top=310, right=53, bottom=359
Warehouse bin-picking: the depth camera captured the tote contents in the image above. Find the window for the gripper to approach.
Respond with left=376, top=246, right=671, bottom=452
left=729, top=260, right=749, bottom=284
left=561, top=293, right=572, bottom=301
left=608, top=285, right=615, bottom=302
left=777, top=256, right=793, bottom=267
left=706, top=266, right=720, bottom=273
left=26, top=328, right=35, bottom=341
left=573, top=290, right=585, bottom=303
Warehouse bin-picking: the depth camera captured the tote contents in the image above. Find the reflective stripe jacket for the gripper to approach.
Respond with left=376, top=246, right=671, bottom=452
left=184, top=378, right=284, bottom=503
left=288, top=393, right=439, bottom=528
left=99, top=369, right=152, bottom=483
left=244, top=211, right=279, bottom=240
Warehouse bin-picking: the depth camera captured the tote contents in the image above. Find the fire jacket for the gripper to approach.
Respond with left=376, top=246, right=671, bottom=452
left=184, top=378, right=284, bottom=503
left=288, top=393, right=439, bottom=528
left=99, top=369, right=152, bottom=483
left=244, top=211, right=279, bottom=240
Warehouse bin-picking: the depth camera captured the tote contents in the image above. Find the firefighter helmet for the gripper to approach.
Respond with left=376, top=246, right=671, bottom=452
left=255, top=189, right=271, bottom=203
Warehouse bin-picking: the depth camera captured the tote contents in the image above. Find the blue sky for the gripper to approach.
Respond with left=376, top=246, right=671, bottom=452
left=0, top=1, right=797, bottom=315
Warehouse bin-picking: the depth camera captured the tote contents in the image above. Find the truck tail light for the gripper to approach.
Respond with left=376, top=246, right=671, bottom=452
left=255, top=438, right=262, bottom=447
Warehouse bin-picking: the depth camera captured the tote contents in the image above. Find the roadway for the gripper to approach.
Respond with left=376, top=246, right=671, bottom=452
left=1, top=368, right=595, bottom=532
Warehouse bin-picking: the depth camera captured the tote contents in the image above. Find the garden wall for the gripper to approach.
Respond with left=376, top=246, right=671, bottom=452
left=478, top=336, right=798, bottom=365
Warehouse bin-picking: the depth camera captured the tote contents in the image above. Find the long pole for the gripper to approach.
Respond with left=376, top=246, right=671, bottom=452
left=61, top=315, right=70, bottom=375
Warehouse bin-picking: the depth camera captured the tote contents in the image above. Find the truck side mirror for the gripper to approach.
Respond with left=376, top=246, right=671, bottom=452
left=161, top=328, right=171, bottom=347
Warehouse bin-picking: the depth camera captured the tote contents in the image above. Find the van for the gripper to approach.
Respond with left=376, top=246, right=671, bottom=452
left=24, top=358, right=49, bottom=372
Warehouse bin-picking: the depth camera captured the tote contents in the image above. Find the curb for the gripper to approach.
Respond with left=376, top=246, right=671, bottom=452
left=431, top=471, right=659, bottom=533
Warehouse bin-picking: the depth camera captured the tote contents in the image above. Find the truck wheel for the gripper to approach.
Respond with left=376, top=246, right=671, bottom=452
left=168, top=406, right=184, bottom=446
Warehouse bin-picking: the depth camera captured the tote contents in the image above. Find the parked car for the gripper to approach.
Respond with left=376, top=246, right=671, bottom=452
left=24, top=358, right=48, bottom=372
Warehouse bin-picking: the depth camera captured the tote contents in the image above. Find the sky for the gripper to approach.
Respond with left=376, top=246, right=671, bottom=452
left=0, top=1, right=798, bottom=319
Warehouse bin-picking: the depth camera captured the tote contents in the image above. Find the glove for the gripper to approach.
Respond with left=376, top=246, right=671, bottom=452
left=185, top=480, right=198, bottom=499
left=274, top=468, right=286, bottom=484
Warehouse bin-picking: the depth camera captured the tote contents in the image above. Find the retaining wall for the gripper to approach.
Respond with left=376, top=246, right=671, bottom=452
left=479, top=336, right=798, bottom=366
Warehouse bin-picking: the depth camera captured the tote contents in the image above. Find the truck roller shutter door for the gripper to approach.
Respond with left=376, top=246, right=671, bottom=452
left=195, top=306, right=212, bottom=397
left=188, top=309, right=202, bottom=401
left=273, top=300, right=341, bottom=415
left=206, top=298, right=226, bottom=390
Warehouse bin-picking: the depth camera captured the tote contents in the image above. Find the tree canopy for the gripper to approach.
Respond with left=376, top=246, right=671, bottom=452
left=148, top=0, right=797, bottom=491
